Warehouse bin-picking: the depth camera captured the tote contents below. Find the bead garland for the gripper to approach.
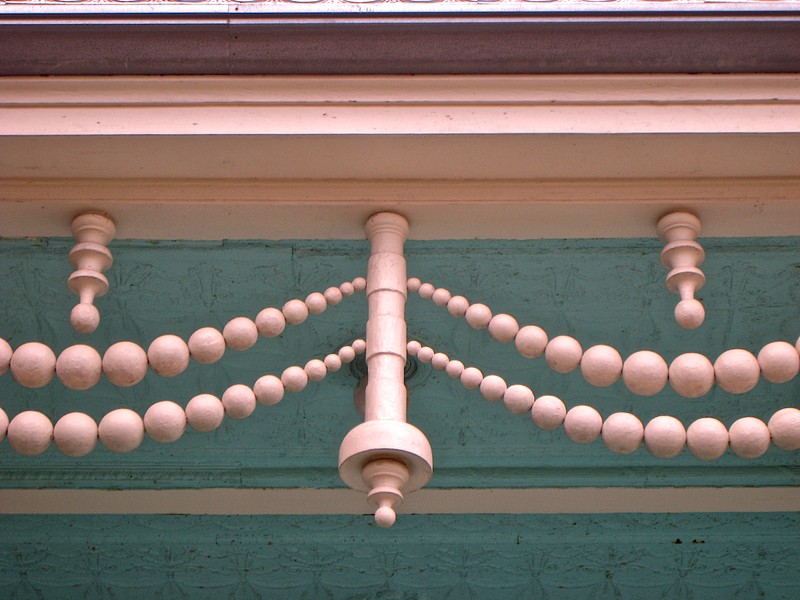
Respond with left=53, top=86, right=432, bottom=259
left=0, top=339, right=366, bottom=458
left=0, top=278, right=366, bottom=392
left=406, top=339, right=800, bottom=461
left=407, top=277, right=800, bottom=398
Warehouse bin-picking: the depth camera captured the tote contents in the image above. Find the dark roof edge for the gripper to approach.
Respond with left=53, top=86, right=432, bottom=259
left=3, top=12, right=800, bottom=75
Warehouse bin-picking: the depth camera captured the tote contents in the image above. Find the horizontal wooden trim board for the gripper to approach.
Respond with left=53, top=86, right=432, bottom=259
left=1, top=487, right=799, bottom=515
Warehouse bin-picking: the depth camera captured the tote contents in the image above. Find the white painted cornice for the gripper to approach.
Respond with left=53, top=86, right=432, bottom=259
left=2, top=74, right=799, bottom=136
left=1, top=75, right=798, bottom=240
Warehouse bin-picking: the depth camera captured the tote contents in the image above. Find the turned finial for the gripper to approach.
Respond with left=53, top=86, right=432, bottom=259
left=657, top=211, right=705, bottom=330
left=362, top=458, right=409, bottom=528
left=67, top=211, right=116, bottom=334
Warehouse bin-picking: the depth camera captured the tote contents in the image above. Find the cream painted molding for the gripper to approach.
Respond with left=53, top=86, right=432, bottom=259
left=1, top=178, right=799, bottom=239
left=1, top=488, right=799, bottom=515
left=1, top=74, right=799, bottom=240
left=2, top=74, right=800, bottom=136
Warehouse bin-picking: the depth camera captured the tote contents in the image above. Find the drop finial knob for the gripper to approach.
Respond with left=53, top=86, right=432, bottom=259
left=656, top=211, right=706, bottom=330
left=362, top=458, right=409, bottom=528
left=67, top=211, right=116, bottom=334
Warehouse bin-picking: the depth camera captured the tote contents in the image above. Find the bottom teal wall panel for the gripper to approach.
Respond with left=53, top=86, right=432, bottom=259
left=0, top=513, right=798, bottom=599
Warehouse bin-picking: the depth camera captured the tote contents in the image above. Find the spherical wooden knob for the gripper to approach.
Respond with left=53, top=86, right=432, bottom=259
left=362, top=458, right=409, bottom=529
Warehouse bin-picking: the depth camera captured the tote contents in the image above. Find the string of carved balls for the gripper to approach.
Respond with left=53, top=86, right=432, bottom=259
left=0, top=278, right=367, bottom=457
left=405, top=276, right=800, bottom=460
left=1, top=274, right=798, bottom=461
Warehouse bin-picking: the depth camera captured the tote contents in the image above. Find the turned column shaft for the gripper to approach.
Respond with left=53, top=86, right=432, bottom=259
left=364, top=213, right=409, bottom=423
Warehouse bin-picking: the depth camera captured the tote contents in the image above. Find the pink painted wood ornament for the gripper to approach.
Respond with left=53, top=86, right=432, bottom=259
left=98, top=408, right=144, bottom=453
left=185, top=394, right=225, bottom=432
left=221, top=384, right=257, bottom=419
left=54, top=412, right=98, bottom=457
left=147, top=335, right=190, bottom=378
left=188, top=327, right=226, bottom=364
left=7, top=411, right=53, bottom=456
left=103, top=341, right=148, bottom=387
left=531, top=395, right=566, bottom=430
left=644, top=415, right=686, bottom=458
left=144, top=400, right=186, bottom=444
left=223, top=317, right=259, bottom=351
left=10, top=342, right=56, bottom=388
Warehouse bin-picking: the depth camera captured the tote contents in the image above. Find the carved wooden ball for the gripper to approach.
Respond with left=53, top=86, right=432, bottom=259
left=282, top=299, right=309, bottom=325
left=757, top=341, right=800, bottom=384
left=305, top=359, right=327, bottom=382
left=406, top=340, right=422, bottom=356
left=99, top=408, right=145, bottom=453
left=223, top=317, right=258, bottom=351
left=323, top=286, right=343, bottom=306
left=185, top=394, right=225, bottom=432
left=503, top=384, right=534, bottom=415
left=352, top=277, right=367, bottom=292
left=70, top=302, right=101, bottom=334
left=54, top=412, right=98, bottom=457
left=431, top=288, right=452, bottom=307
left=644, top=415, right=686, bottom=458
left=581, top=344, right=623, bottom=387
left=56, top=344, right=103, bottom=391
left=305, top=292, right=328, bottom=315
left=0, top=338, right=12, bottom=375
left=338, top=346, right=356, bottom=363
left=255, top=307, right=286, bottom=338
left=103, top=341, right=148, bottom=387
left=147, top=335, right=190, bottom=378
left=254, top=375, right=285, bottom=405
left=188, top=327, right=226, bottom=365
left=324, top=353, right=343, bottom=373
left=768, top=407, right=800, bottom=451
left=417, top=347, right=434, bottom=364
left=352, top=339, right=367, bottom=355
left=488, top=314, right=520, bottom=344
left=406, top=277, right=421, bottom=293
left=674, top=298, right=705, bottom=330
left=531, top=395, right=566, bottom=430
left=431, top=352, right=449, bottom=371
left=686, top=417, right=728, bottom=461
left=340, top=281, right=355, bottom=297
left=669, top=353, right=714, bottom=398
left=479, top=374, right=507, bottom=402
left=545, top=335, right=583, bottom=374
left=0, top=407, right=8, bottom=443
left=144, top=400, right=186, bottom=444
left=460, top=366, right=484, bottom=390
left=7, top=411, right=53, bottom=456
left=445, top=360, right=465, bottom=379
left=417, top=283, right=435, bottom=299
left=728, top=417, right=770, bottom=459
left=602, top=412, right=644, bottom=455
left=375, top=505, right=397, bottom=529
left=10, top=342, right=56, bottom=388
left=515, top=325, right=548, bottom=359
left=564, top=405, right=603, bottom=444
left=221, top=384, right=257, bottom=419
left=465, top=303, right=492, bottom=330
left=446, top=295, right=470, bottom=317
left=622, top=351, right=668, bottom=396
left=281, top=366, right=308, bottom=393
left=714, top=349, right=760, bottom=394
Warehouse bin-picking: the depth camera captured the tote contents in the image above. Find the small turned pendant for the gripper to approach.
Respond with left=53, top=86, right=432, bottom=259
left=67, top=211, right=116, bottom=334
left=657, top=211, right=706, bottom=330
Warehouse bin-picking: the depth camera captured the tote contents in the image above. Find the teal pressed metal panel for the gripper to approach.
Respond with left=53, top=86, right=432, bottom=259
left=0, top=237, right=798, bottom=489
left=0, top=513, right=799, bottom=599
left=0, top=236, right=799, bottom=598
